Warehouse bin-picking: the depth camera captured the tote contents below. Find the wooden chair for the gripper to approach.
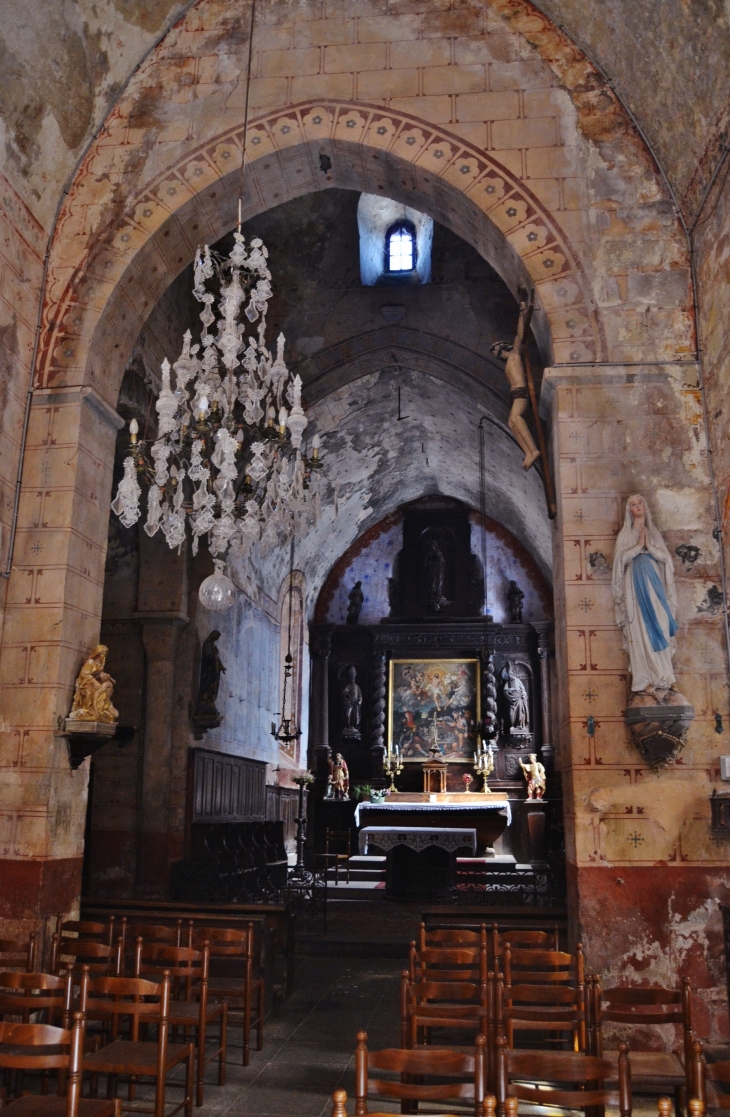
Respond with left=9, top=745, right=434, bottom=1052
left=492, top=927, right=560, bottom=967
left=354, top=1029, right=487, bottom=1117
left=133, top=939, right=227, bottom=1107
left=56, top=918, right=119, bottom=950
left=498, top=976, right=585, bottom=1052
left=50, top=938, right=122, bottom=979
left=409, top=944, right=488, bottom=985
left=678, top=1037, right=723, bottom=1114
left=402, top=971, right=489, bottom=1048
left=193, top=925, right=263, bottom=1066
left=588, top=975, right=694, bottom=1114
left=0, top=971, right=73, bottom=1026
left=0, top=936, right=37, bottom=974
left=80, top=972, right=194, bottom=1117
left=129, top=923, right=192, bottom=949
left=418, top=922, right=488, bottom=951
left=495, top=1034, right=632, bottom=1117
left=503, top=943, right=584, bottom=987
left=324, top=830, right=351, bottom=885
left=0, top=1013, right=119, bottom=1117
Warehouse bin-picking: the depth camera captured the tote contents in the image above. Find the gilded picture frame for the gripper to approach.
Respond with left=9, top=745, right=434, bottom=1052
left=387, top=658, right=481, bottom=762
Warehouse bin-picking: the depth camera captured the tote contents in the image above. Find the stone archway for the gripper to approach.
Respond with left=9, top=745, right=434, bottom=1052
left=40, top=104, right=607, bottom=405
left=4, top=2, right=723, bottom=1027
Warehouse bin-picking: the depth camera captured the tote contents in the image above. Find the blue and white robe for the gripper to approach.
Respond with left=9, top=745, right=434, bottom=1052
left=620, top=544, right=678, bottom=693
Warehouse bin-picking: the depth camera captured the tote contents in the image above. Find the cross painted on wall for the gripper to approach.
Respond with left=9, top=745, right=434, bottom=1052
left=583, top=688, right=598, bottom=705
left=627, top=831, right=644, bottom=849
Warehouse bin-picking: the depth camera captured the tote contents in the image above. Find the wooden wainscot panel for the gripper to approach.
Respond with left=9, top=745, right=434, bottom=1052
left=189, top=747, right=267, bottom=823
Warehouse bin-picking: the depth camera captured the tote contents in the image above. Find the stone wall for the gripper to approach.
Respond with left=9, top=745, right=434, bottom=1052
left=547, top=360, right=730, bottom=1041
left=0, top=0, right=727, bottom=1021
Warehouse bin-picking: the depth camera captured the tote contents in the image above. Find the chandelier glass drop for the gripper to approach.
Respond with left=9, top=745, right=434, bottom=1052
left=110, top=232, right=324, bottom=580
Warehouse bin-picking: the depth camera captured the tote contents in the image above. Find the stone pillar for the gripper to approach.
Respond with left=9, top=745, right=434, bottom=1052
left=136, top=616, right=186, bottom=896
left=0, top=386, right=122, bottom=948
left=545, top=362, right=730, bottom=1041
left=534, top=622, right=554, bottom=773
left=134, top=531, right=188, bottom=897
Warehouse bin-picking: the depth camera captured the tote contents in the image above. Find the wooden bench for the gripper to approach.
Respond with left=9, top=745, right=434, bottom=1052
left=80, top=898, right=295, bottom=1000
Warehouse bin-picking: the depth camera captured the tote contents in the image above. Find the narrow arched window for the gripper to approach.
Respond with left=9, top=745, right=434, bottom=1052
left=386, top=221, right=416, bottom=273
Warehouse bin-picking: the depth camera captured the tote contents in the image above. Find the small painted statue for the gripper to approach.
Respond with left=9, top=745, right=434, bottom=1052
left=330, top=753, right=349, bottom=799
left=341, top=665, right=363, bottom=737
left=519, top=752, right=546, bottom=800
left=501, top=660, right=529, bottom=735
left=198, top=630, right=226, bottom=718
left=507, top=579, right=525, bottom=623
left=68, top=645, right=118, bottom=724
left=346, top=581, right=364, bottom=625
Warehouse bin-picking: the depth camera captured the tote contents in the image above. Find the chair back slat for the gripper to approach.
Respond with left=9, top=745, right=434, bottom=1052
left=0, top=934, right=37, bottom=974
left=419, top=922, right=488, bottom=951
left=0, top=969, right=73, bottom=1025
left=591, top=974, right=693, bottom=1063
left=410, top=942, right=488, bottom=984
left=80, top=971, right=171, bottom=1042
left=51, top=934, right=123, bottom=977
left=356, top=1029, right=485, bottom=1117
left=134, top=939, right=208, bottom=1003
left=0, top=1013, right=86, bottom=1088
left=496, top=1036, right=632, bottom=1117
left=130, top=920, right=191, bottom=948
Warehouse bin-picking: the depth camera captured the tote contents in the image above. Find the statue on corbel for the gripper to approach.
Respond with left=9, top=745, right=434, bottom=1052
left=612, top=493, right=694, bottom=767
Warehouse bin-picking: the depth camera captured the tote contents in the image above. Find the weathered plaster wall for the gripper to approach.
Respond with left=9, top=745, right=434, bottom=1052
left=694, top=166, right=730, bottom=667
left=1, top=1, right=726, bottom=227
left=0, top=0, right=190, bottom=228
left=533, top=0, right=730, bottom=211
left=547, top=360, right=730, bottom=1041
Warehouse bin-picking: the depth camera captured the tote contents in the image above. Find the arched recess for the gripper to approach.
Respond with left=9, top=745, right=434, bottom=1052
left=39, top=108, right=606, bottom=407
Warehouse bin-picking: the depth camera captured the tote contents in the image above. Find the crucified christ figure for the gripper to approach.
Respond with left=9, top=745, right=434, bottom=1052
left=490, top=288, right=541, bottom=471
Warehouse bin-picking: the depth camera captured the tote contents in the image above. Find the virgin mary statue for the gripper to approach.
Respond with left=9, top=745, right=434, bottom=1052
left=612, top=494, right=678, bottom=695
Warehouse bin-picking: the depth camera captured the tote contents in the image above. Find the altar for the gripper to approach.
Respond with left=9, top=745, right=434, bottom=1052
left=353, top=792, right=511, bottom=856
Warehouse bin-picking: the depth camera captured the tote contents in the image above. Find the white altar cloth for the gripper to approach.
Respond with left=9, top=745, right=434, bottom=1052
left=354, top=799, right=512, bottom=828
left=359, top=826, right=477, bottom=855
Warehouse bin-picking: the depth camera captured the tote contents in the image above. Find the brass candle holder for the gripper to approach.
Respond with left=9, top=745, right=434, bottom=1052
left=473, top=739, right=495, bottom=789
left=384, top=745, right=404, bottom=793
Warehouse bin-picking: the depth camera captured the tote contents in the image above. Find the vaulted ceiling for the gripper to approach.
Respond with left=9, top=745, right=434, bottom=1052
left=2, top=0, right=727, bottom=227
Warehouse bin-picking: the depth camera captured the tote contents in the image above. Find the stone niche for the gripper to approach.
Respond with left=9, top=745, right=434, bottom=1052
left=386, top=501, right=483, bottom=620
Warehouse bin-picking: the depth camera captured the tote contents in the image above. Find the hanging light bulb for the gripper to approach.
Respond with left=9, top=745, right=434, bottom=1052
left=199, top=558, right=236, bottom=612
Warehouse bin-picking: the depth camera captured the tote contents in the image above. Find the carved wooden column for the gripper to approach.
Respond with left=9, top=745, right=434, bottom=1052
left=308, top=625, right=333, bottom=779
left=481, top=649, right=498, bottom=742
left=370, top=650, right=387, bottom=779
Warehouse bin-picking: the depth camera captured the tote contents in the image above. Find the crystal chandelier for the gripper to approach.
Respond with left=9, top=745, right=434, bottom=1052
left=110, top=231, right=324, bottom=606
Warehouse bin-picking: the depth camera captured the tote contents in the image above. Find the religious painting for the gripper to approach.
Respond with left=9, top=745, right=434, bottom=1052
left=387, top=659, right=480, bottom=762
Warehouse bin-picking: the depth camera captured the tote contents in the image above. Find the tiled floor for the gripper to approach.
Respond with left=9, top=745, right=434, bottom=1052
left=196, top=956, right=404, bottom=1117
